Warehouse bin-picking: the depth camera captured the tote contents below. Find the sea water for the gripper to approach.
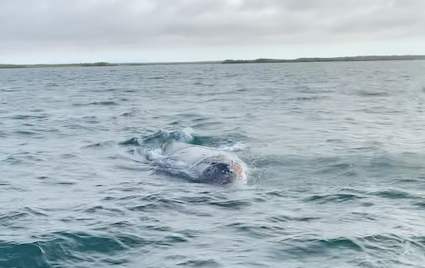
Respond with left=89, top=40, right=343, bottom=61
left=1, top=61, right=425, bottom=267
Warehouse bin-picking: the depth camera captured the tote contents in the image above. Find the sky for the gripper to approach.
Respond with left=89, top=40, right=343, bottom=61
left=1, top=0, right=425, bottom=64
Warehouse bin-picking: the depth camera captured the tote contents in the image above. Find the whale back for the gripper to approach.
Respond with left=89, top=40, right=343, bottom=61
left=162, top=142, right=247, bottom=184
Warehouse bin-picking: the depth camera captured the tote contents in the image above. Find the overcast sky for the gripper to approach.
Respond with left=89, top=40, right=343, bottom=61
left=1, top=0, right=424, bottom=64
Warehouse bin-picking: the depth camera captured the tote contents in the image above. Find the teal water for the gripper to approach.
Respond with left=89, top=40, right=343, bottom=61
left=1, top=61, right=425, bottom=267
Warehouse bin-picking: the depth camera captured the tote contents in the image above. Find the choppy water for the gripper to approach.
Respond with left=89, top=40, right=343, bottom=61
left=1, top=61, right=425, bottom=268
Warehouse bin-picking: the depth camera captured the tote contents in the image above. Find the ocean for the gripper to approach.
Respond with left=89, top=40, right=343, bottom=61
left=1, top=61, right=425, bottom=267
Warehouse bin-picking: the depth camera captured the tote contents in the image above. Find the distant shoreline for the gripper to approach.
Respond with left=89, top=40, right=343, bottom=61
left=0, top=61, right=222, bottom=69
left=1, top=55, right=425, bottom=69
left=222, top=55, right=425, bottom=64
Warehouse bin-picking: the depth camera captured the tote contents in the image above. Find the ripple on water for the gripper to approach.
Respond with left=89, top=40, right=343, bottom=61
left=72, top=101, right=118, bottom=106
left=33, top=231, right=146, bottom=267
left=176, top=259, right=220, bottom=268
left=6, top=114, right=49, bottom=120
left=266, top=236, right=365, bottom=267
left=0, top=211, right=30, bottom=227
left=208, top=199, right=252, bottom=210
left=412, top=202, right=425, bottom=209
left=2, top=152, right=46, bottom=165
left=0, top=242, right=47, bottom=268
left=127, top=197, right=185, bottom=213
left=303, top=193, right=365, bottom=204
left=14, top=130, right=43, bottom=138
left=370, top=189, right=415, bottom=199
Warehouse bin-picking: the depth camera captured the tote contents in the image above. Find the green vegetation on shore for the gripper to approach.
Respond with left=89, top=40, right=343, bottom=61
left=0, top=61, right=221, bottom=69
left=0, top=64, right=26, bottom=69
left=1, top=55, right=425, bottom=69
left=0, top=62, right=118, bottom=69
left=81, top=62, right=118, bottom=67
left=222, top=55, right=425, bottom=64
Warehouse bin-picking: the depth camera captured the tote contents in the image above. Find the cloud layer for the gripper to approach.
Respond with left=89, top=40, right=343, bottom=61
left=1, top=0, right=424, bottom=62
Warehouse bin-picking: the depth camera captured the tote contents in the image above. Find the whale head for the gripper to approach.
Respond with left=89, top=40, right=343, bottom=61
left=202, top=162, right=236, bottom=184
left=194, top=155, right=246, bottom=185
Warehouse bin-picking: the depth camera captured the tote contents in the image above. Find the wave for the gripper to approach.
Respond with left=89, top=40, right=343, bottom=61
left=72, top=100, right=118, bottom=106
left=303, top=193, right=365, bottom=204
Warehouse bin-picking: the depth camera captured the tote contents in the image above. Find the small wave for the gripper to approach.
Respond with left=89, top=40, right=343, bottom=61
left=89, top=100, right=118, bottom=106
left=73, top=100, right=118, bottom=106
left=32, top=231, right=147, bottom=266
left=413, top=202, right=425, bottom=209
left=59, top=153, right=78, bottom=159
left=24, top=207, right=48, bottom=217
left=315, top=162, right=354, bottom=175
left=0, top=242, right=47, bottom=268
left=226, top=221, right=287, bottom=240
left=82, top=205, right=125, bottom=216
left=49, top=231, right=141, bottom=253
left=46, top=82, right=59, bottom=87
left=269, top=237, right=363, bottom=262
left=6, top=114, right=48, bottom=120
left=84, top=140, right=117, bottom=148
left=101, top=88, right=118, bottom=92
left=303, top=193, right=364, bottom=204
left=178, top=196, right=215, bottom=204
left=1, top=87, right=21, bottom=92
left=268, top=215, right=321, bottom=223
left=189, top=135, right=217, bottom=146
left=370, top=189, right=415, bottom=199
left=356, top=234, right=425, bottom=263
left=116, top=108, right=140, bottom=117
left=209, top=199, right=252, bottom=209
left=128, top=198, right=185, bottom=212
left=177, top=259, right=219, bottom=267
left=224, top=73, right=240, bottom=78
left=286, top=96, right=330, bottom=102
left=119, top=137, right=143, bottom=146
left=354, top=90, right=389, bottom=97
left=2, top=152, right=45, bottom=164
left=0, top=211, right=30, bottom=226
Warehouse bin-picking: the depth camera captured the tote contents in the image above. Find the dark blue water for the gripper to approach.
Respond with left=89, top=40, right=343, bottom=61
left=1, top=61, right=425, bottom=268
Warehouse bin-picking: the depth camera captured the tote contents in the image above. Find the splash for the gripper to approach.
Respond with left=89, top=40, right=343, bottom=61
left=220, top=141, right=246, bottom=152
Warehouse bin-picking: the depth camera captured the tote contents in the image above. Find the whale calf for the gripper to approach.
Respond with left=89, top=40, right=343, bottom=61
left=162, top=142, right=247, bottom=184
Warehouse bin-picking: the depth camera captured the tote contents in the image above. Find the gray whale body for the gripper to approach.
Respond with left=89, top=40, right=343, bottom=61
left=162, top=142, right=247, bottom=184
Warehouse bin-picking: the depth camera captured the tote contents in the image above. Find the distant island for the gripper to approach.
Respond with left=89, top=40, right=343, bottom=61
left=0, top=61, right=221, bottom=69
left=0, top=62, right=119, bottom=69
left=0, top=64, right=26, bottom=69
left=222, top=55, right=425, bottom=64
left=1, top=55, right=425, bottom=69
left=81, top=62, right=118, bottom=67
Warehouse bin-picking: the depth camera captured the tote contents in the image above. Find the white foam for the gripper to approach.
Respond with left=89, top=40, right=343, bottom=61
left=178, top=127, right=195, bottom=142
left=220, top=141, right=246, bottom=152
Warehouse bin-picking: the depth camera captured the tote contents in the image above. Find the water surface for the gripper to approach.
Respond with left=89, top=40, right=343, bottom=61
left=1, top=61, right=425, bottom=267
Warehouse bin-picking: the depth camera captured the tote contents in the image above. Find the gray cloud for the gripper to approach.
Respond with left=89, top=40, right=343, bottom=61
left=1, top=0, right=424, bottom=62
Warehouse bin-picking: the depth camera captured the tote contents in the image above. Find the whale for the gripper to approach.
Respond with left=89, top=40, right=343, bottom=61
left=161, top=142, right=247, bottom=184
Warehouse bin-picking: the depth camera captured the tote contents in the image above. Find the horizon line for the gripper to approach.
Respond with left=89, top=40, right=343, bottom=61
left=1, top=54, right=425, bottom=68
